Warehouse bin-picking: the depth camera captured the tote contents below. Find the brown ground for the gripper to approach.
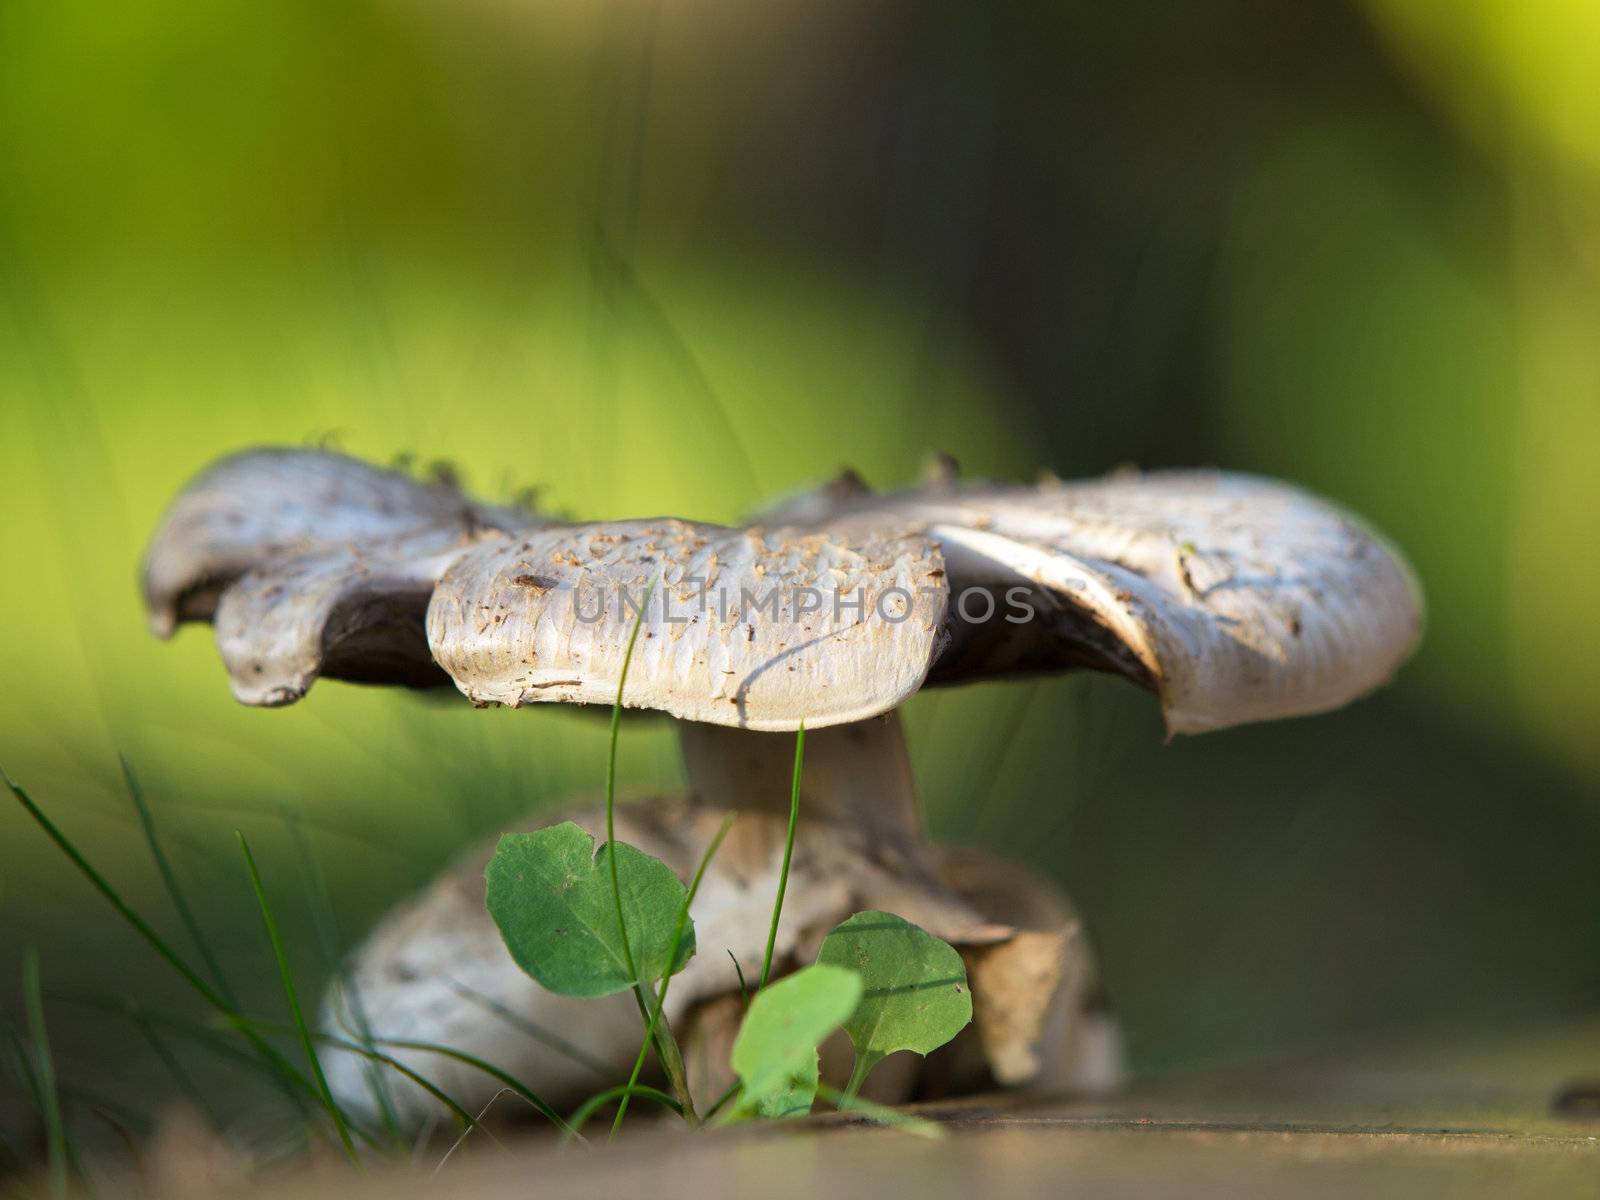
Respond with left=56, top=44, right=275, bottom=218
left=31, top=1016, right=1600, bottom=1199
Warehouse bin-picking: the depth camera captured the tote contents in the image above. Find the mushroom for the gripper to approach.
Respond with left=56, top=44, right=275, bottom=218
left=140, top=448, right=1422, bottom=1122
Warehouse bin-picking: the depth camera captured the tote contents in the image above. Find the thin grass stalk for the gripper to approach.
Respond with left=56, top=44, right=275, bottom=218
left=563, top=1085, right=682, bottom=1142
left=22, top=951, right=70, bottom=1197
left=284, top=807, right=404, bottom=1145
left=759, top=724, right=805, bottom=989
left=4, top=770, right=321, bottom=1109
left=237, top=833, right=359, bottom=1162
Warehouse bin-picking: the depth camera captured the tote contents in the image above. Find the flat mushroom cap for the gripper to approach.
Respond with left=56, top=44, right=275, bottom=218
left=427, top=521, right=947, bottom=731
left=140, top=449, right=1423, bottom=736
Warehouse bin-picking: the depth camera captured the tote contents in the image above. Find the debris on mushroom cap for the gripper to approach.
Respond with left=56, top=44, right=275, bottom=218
left=141, top=448, right=1423, bottom=736
left=141, top=448, right=529, bottom=639
left=920, top=450, right=962, bottom=489
left=744, top=468, right=874, bottom=527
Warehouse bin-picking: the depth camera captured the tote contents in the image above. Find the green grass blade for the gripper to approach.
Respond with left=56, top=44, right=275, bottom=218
left=22, top=950, right=70, bottom=1197
left=284, top=807, right=404, bottom=1146
left=564, top=1085, right=682, bottom=1143
left=8, top=770, right=223, bottom=1006
left=122, top=757, right=312, bottom=1114
left=816, top=1083, right=943, bottom=1139
left=60, top=992, right=320, bottom=1115
left=62, top=992, right=268, bottom=1071
left=281, top=807, right=345, bottom=978
left=304, top=1034, right=496, bottom=1142
left=237, top=832, right=359, bottom=1162
left=439, top=977, right=612, bottom=1079
left=120, top=754, right=237, bottom=1005
left=612, top=811, right=736, bottom=1135
left=759, top=723, right=805, bottom=989
left=5, top=769, right=320, bottom=1108
left=66, top=996, right=386, bottom=1151
left=81, top=1103, right=146, bottom=1181
left=606, top=573, right=658, bottom=985
left=322, top=979, right=405, bottom=1148
left=252, top=1017, right=580, bottom=1140
left=600, top=575, right=694, bottom=1114
left=133, top=1010, right=209, bottom=1113
left=364, top=1036, right=576, bottom=1138
left=3, top=1023, right=43, bottom=1115
left=727, top=950, right=750, bottom=1010
left=700, top=1080, right=740, bottom=1123
left=59, top=1085, right=148, bottom=1135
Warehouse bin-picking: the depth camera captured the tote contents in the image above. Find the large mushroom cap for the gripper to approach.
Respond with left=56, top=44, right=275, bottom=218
left=141, top=448, right=1423, bottom=735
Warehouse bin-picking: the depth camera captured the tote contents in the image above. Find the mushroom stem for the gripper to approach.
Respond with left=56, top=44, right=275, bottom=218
left=676, top=711, right=944, bottom=889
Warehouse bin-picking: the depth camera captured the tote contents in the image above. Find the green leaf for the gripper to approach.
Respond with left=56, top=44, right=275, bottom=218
left=741, top=1055, right=819, bottom=1120
left=729, top=964, right=863, bottom=1119
left=485, top=822, right=695, bottom=998
left=816, top=911, right=971, bottom=1084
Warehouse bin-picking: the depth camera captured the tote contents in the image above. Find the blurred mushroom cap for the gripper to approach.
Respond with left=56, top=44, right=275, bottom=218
left=142, top=449, right=528, bottom=638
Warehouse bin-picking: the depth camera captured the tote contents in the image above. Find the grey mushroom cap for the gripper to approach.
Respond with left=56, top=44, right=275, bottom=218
left=140, top=448, right=1424, bottom=736
left=141, top=449, right=534, bottom=701
left=141, top=448, right=529, bottom=639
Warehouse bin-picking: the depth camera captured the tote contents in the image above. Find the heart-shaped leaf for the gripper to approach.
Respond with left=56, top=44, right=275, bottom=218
left=729, top=964, right=863, bottom=1119
left=815, top=910, right=971, bottom=1085
left=485, top=821, right=695, bottom=998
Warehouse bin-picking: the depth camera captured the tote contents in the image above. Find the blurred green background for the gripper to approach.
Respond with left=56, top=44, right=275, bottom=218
left=3, top=0, right=1599, bottom=1155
